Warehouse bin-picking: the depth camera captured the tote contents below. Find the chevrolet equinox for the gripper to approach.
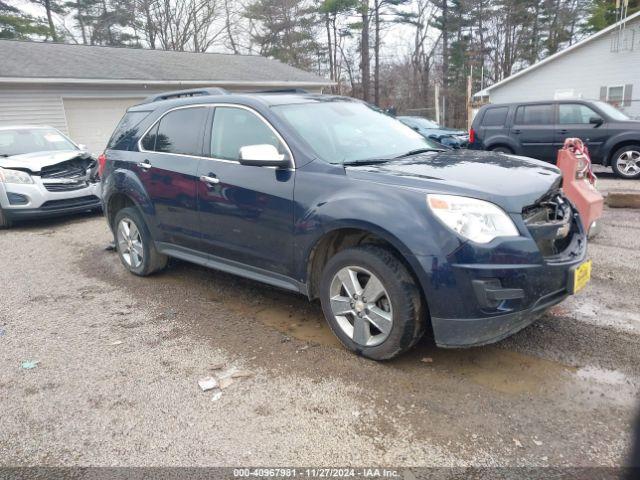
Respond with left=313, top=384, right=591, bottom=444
left=100, top=89, right=590, bottom=360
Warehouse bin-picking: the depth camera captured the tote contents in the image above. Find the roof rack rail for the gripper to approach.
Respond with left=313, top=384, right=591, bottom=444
left=251, top=88, right=310, bottom=94
left=140, top=87, right=229, bottom=104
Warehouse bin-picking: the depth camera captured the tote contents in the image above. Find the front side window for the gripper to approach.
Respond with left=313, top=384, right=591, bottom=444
left=593, top=101, right=630, bottom=121
left=210, top=107, right=288, bottom=161
left=558, top=104, right=599, bottom=124
left=0, top=128, right=77, bottom=157
left=143, top=107, right=208, bottom=156
left=273, top=101, right=436, bottom=164
left=515, top=105, right=554, bottom=125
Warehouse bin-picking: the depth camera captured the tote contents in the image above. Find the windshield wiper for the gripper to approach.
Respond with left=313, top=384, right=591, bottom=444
left=0, top=154, right=9, bottom=158
left=394, top=148, right=440, bottom=159
left=342, top=158, right=391, bottom=166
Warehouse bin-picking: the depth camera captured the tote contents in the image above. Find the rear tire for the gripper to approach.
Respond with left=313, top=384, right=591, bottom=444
left=611, top=145, right=640, bottom=179
left=319, top=245, right=426, bottom=360
left=0, top=207, right=12, bottom=229
left=114, top=207, right=167, bottom=276
left=490, top=145, right=513, bottom=154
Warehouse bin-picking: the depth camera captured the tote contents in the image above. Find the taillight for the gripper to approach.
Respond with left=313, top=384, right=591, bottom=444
left=97, top=153, right=107, bottom=177
left=469, top=128, right=475, bottom=144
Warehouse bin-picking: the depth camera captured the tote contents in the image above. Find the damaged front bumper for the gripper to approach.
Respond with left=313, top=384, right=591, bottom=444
left=0, top=178, right=102, bottom=220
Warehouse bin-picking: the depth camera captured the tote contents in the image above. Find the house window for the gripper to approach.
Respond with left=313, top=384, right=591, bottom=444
left=607, top=86, right=625, bottom=105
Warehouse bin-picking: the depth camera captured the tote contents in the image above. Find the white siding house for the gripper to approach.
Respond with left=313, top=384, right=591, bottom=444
left=0, top=41, right=332, bottom=153
left=477, top=11, right=640, bottom=119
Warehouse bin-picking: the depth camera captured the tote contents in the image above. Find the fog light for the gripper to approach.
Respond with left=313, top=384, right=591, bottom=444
left=7, top=192, right=28, bottom=205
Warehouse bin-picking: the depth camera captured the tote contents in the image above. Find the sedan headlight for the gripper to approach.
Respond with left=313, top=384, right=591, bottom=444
left=0, top=167, right=34, bottom=184
left=427, top=194, right=519, bottom=244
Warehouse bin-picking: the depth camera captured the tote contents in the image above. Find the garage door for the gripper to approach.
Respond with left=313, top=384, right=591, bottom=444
left=63, top=98, right=145, bottom=154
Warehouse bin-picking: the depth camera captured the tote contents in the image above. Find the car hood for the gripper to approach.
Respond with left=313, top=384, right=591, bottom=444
left=345, top=150, right=561, bottom=213
left=0, top=150, right=92, bottom=173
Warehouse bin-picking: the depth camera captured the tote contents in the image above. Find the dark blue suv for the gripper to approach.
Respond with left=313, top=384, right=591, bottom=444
left=101, top=89, right=589, bottom=360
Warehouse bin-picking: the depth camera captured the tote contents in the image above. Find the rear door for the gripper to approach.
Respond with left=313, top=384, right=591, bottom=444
left=556, top=103, right=609, bottom=162
left=511, top=104, right=557, bottom=161
left=196, top=105, right=295, bottom=277
left=137, top=106, right=208, bottom=250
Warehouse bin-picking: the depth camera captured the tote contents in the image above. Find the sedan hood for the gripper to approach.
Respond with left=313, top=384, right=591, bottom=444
left=345, top=150, right=561, bottom=213
left=0, top=150, right=92, bottom=173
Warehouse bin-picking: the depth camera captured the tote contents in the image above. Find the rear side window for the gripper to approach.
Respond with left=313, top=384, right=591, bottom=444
left=481, top=107, right=508, bottom=127
left=107, top=111, right=151, bottom=150
left=515, top=105, right=553, bottom=125
left=143, top=107, right=208, bottom=156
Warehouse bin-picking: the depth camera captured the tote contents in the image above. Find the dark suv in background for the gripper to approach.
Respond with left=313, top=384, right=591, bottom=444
left=470, top=100, right=640, bottom=179
left=100, top=89, right=589, bottom=360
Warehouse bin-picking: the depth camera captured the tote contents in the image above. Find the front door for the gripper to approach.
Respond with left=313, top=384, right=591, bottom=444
left=136, top=106, right=208, bottom=250
left=511, top=104, right=557, bottom=162
left=555, top=103, right=609, bottom=163
left=197, top=106, right=295, bottom=277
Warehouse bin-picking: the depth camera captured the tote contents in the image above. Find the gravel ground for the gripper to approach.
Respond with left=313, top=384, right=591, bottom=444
left=1, top=175, right=639, bottom=468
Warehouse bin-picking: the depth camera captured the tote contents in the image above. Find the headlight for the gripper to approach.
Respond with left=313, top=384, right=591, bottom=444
left=0, top=167, right=34, bottom=184
left=427, top=194, right=519, bottom=244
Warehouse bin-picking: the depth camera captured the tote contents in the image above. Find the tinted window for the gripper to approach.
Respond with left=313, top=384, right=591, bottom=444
left=145, top=107, right=207, bottom=156
left=210, top=107, right=287, bottom=161
left=515, top=105, right=553, bottom=125
left=558, top=104, right=599, bottom=124
left=482, top=107, right=508, bottom=126
left=108, top=111, right=151, bottom=150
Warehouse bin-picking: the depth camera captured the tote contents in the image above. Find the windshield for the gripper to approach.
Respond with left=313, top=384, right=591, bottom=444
left=273, top=101, right=442, bottom=164
left=593, top=101, right=630, bottom=121
left=0, top=128, right=77, bottom=157
left=403, top=117, right=440, bottom=129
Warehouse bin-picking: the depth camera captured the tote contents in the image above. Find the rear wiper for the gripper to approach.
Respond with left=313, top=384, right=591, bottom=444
left=394, top=148, right=440, bottom=159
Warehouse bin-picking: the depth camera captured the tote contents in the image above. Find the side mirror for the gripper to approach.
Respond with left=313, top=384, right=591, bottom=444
left=238, top=144, right=288, bottom=167
left=589, top=116, right=603, bottom=126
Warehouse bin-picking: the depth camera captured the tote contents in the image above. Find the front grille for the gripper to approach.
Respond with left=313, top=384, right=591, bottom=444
left=40, top=195, right=100, bottom=210
left=523, top=190, right=577, bottom=257
left=43, top=181, right=89, bottom=192
left=40, top=158, right=95, bottom=192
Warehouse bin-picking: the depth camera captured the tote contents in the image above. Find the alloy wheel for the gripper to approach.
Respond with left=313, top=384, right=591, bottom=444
left=616, top=150, right=640, bottom=177
left=117, top=217, right=144, bottom=269
left=329, top=266, right=393, bottom=347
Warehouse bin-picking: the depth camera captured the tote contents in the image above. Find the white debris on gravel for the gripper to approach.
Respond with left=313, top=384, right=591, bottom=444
left=198, top=377, right=218, bottom=392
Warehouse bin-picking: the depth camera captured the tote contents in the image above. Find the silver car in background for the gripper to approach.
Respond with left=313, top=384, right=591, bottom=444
left=0, top=126, right=102, bottom=228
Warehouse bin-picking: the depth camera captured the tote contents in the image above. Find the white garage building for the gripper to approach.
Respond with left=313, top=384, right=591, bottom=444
left=475, top=11, right=640, bottom=119
left=0, top=40, right=332, bottom=153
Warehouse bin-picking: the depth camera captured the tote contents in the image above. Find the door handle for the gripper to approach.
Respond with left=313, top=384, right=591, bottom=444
left=138, top=160, right=152, bottom=170
left=558, top=129, right=568, bottom=134
left=200, top=174, right=220, bottom=185
left=512, top=129, right=521, bottom=134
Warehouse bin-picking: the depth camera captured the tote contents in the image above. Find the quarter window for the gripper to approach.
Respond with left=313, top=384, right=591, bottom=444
left=515, top=105, right=554, bottom=125
left=210, top=107, right=288, bottom=161
left=558, top=104, right=599, bottom=124
left=143, top=107, right=208, bottom=156
left=482, top=107, right=508, bottom=127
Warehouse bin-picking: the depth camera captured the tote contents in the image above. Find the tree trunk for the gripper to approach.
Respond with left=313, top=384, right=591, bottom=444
left=44, top=0, right=58, bottom=41
left=374, top=0, right=380, bottom=106
left=325, top=13, right=334, bottom=86
left=440, top=0, right=448, bottom=124
left=360, top=0, right=370, bottom=102
left=76, top=0, right=87, bottom=44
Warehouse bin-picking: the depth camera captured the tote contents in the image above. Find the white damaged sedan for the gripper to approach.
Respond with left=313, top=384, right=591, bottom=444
left=0, top=126, right=102, bottom=228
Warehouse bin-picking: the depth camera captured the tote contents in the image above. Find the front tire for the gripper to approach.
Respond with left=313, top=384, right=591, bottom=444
left=611, top=145, right=640, bottom=179
left=114, top=207, right=167, bottom=276
left=319, top=245, right=426, bottom=360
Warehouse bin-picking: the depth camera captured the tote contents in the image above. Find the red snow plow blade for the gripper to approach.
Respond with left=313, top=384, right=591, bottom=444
left=557, top=138, right=604, bottom=238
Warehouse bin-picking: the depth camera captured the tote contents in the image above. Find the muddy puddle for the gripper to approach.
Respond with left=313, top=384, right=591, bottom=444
left=240, top=300, right=639, bottom=404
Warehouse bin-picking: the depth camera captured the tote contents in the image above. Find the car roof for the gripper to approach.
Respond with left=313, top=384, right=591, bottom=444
left=127, top=92, right=360, bottom=112
left=480, top=99, right=598, bottom=109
